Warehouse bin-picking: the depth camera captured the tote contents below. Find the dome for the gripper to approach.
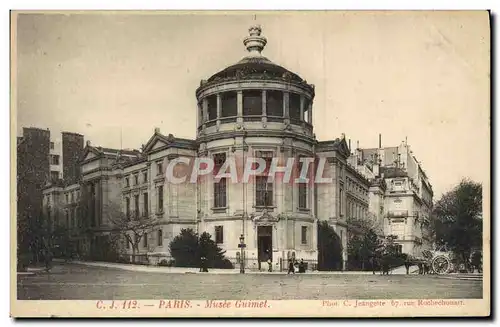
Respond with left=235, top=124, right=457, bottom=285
left=199, top=25, right=312, bottom=90
left=207, top=56, right=305, bottom=84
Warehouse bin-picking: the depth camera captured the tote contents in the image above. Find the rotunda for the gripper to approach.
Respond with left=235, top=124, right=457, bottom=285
left=195, top=25, right=318, bottom=270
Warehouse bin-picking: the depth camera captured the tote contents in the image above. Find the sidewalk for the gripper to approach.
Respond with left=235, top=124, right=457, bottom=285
left=67, top=260, right=406, bottom=275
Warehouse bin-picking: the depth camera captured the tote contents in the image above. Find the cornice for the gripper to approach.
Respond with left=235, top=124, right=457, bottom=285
left=196, top=129, right=316, bottom=145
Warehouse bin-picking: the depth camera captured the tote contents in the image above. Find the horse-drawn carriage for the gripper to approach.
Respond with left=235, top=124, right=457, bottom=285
left=407, top=245, right=454, bottom=274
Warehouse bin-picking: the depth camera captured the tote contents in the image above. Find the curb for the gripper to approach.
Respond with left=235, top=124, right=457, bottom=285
left=68, top=261, right=411, bottom=275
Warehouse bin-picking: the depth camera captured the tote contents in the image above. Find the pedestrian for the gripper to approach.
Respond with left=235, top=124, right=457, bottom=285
left=200, top=256, right=208, bottom=272
left=404, top=260, right=410, bottom=275
left=287, top=259, right=295, bottom=274
left=267, top=258, right=272, bottom=272
left=298, top=259, right=306, bottom=273
left=44, top=248, right=52, bottom=272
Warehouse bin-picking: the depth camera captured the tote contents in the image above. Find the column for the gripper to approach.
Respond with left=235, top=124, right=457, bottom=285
left=283, top=92, right=290, bottom=125
left=312, top=221, right=318, bottom=253
left=197, top=102, right=201, bottom=129
left=261, top=90, right=267, bottom=123
left=237, top=90, right=243, bottom=123
left=307, top=101, right=313, bottom=125
left=216, top=93, right=221, bottom=128
left=202, top=98, right=208, bottom=129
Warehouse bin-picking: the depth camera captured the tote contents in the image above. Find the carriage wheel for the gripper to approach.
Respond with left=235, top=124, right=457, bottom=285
left=432, top=255, right=451, bottom=274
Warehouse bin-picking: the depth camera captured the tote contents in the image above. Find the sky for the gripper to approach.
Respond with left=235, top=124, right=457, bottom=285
left=14, top=11, right=490, bottom=198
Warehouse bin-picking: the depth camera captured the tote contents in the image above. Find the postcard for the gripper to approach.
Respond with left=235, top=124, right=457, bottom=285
left=11, top=10, right=490, bottom=318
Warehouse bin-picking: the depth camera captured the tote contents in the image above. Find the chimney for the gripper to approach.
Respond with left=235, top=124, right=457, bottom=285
left=357, top=140, right=359, bottom=149
left=348, top=139, right=351, bottom=153
left=86, top=140, right=91, bottom=147
left=379, top=133, right=382, bottom=149
left=373, top=161, right=380, bottom=177
left=154, top=127, right=160, bottom=134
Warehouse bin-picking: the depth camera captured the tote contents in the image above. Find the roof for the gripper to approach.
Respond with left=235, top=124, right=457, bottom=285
left=316, top=137, right=351, bottom=158
left=197, top=25, right=314, bottom=95
left=207, top=56, right=305, bottom=84
left=380, top=166, right=408, bottom=178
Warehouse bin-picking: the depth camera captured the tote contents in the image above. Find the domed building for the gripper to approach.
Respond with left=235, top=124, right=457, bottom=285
left=194, top=25, right=319, bottom=270
left=42, top=24, right=433, bottom=271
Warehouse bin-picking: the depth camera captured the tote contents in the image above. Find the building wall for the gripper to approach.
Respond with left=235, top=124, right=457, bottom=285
left=62, top=132, right=84, bottom=185
left=17, top=128, right=51, bottom=254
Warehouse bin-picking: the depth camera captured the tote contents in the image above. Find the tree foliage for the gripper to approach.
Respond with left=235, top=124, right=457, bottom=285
left=317, top=221, right=343, bottom=271
left=104, top=202, right=156, bottom=263
left=169, top=228, right=233, bottom=269
left=347, top=217, right=384, bottom=270
left=432, top=178, right=482, bottom=262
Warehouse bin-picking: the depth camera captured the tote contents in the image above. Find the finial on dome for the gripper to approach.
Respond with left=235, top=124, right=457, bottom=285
left=243, top=24, right=267, bottom=56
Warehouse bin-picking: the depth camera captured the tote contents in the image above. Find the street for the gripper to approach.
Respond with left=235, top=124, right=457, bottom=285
left=16, top=262, right=483, bottom=300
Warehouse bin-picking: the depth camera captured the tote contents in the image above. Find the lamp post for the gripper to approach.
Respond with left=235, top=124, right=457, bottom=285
left=239, top=234, right=246, bottom=274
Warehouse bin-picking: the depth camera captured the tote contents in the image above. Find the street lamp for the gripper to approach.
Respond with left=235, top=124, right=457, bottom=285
left=239, top=234, right=246, bottom=274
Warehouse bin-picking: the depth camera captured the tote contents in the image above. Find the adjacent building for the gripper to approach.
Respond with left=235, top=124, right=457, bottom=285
left=17, top=127, right=84, bottom=257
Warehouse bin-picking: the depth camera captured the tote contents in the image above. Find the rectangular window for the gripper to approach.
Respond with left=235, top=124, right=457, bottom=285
left=298, top=184, right=307, bottom=209
left=70, top=192, right=74, bottom=203
left=298, top=159, right=307, bottom=209
left=134, top=195, right=140, bottom=219
left=143, top=193, right=149, bottom=217
left=50, top=142, right=55, bottom=150
left=134, top=174, right=139, bottom=185
left=207, top=95, right=218, bottom=120
left=143, top=171, right=148, bottom=183
left=65, top=193, right=69, bottom=203
left=50, top=154, right=60, bottom=165
left=215, top=226, right=223, bottom=244
left=301, top=226, right=308, bottom=244
left=339, top=188, right=343, bottom=215
left=157, top=185, right=164, bottom=212
left=125, top=177, right=130, bottom=187
left=214, top=178, right=227, bottom=208
left=157, top=229, right=163, bottom=246
left=126, top=197, right=130, bottom=220
left=213, top=153, right=227, bottom=208
left=289, top=93, right=301, bottom=121
left=65, top=211, right=69, bottom=227
left=266, top=90, right=283, bottom=117
left=50, top=171, right=59, bottom=181
left=157, top=161, right=163, bottom=176
left=243, top=90, right=262, bottom=116
left=256, top=176, right=273, bottom=207
left=221, top=91, right=237, bottom=117
left=255, top=151, right=273, bottom=207
left=143, top=233, right=148, bottom=248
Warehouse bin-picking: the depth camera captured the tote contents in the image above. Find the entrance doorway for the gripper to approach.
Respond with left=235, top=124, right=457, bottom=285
left=257, top=226, right=273, bottom=269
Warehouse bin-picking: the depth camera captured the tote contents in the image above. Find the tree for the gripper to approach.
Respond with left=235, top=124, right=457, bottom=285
left=317, top=221, right=343, bottom=271
left=347, top=216, right=384, bottom=270
left=104, top=203, right=156, bottom=263
left=169, top=228, right=199, bottom=267
left=169, top=228, right=233, bottom=269
left=432, top=178, right=482, bottom=263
